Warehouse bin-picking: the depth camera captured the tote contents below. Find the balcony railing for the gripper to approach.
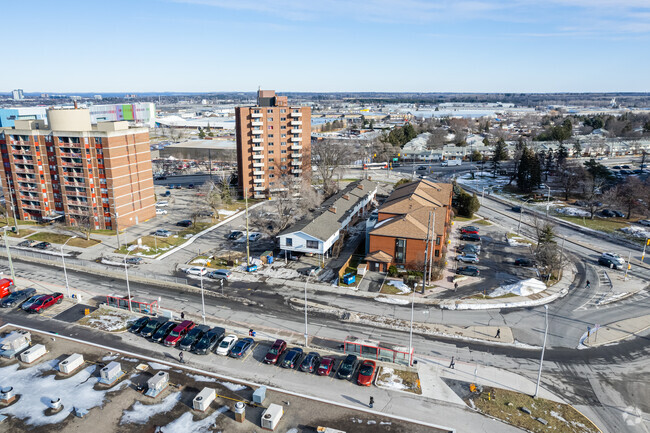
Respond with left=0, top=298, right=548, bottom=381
left=253, top=186, right=265, bottom=192
left=290, top=112, right=302, bottom=117
left=252, top=137, right=264, bottom=143
left=14, top=167, right=35, bottom=174
left=252, top=146, right=264, bottom=152
left=252, top=154, right=264, bottom=160
left=59, top=152, right=83, bottom=158
left=251, top=121, right=263, bottom=127
left=292, top=169, right=303, bottom=174
left=291, top=160, right=301, bottom=166
left=253, top=178, right=265, bottom=184
left=291, top=136, right=302, bottom=142
left=60, top=160, right=84, bottom=167
left=19, top=194, right=39, bottom=201
left=291, top=129, right=302, bottom=134
left=252, top=162, right=264, bottom=168
left=251, top=112, right=263, bottom=118
left=64, top=180, right=86, bottom=187
left=253, top=170, right=265, bottom=176
left=11, top=147, right=31, bottom=155
left=290, top=120, right=302, bottom=126
left=20, top=202, right=41, bottom=211
left=16, top=176, right=36, bottom=182
left=65, top=190, right=88, bottom=197
left=251, top=129, right=263, bottom=135
left=291, top=144, right=303, bottom=150
left=291, top=153, right=302, bottom=158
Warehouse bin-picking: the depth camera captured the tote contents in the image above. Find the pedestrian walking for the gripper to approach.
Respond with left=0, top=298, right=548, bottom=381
left=248, top=329, right=253, bottom=337
left=449, top=356, right=455, bottom=369
left=180, top=311, right=185, bottom=320
left=586, top=280, right=591, bottom=289
left=495, top=328, right=501, bottom=339
left=454, top=282, right=458, bottom=291
left=179, top=351, right=184, bottom=364
left=369, top=396, right=374, bottom=408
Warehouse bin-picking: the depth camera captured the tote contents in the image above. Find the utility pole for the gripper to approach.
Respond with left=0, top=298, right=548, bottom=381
left=3, top=228, right=16, bottom=281
left=423, top=212, right=432, bottom=291
left=408, top=285, right=415, bottom=366
left=534, top=305, right=549, bottom=398
left=428, top=212, right=435, bottom=285
left=244, top=187, right=251, bottom=267
left=624, top=251, right=632, bottom=281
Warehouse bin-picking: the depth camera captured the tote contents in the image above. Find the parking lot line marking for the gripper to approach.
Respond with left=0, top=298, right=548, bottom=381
left=332, top=361, right=340, bottom=381
left=242, top=343, right=258, bottom=362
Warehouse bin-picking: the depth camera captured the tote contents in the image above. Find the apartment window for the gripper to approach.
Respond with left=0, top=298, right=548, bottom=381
left=293, top=109, right=300, bottom=113
left=95, top=137, right=102, bottom=144
left=269, top=174, right=275, bottom=178
left=267, top=109, right=273, bottom=114
left=395, top=239, right=406, bottom=264
left=435, top=250, right=440, bottom=257
left=436, top=236, right=441, bottom=246
left=267, top=117, right=273, bottom=121
left=268, top=134, right=274, bottom=138
left=281, top=134, right=286, bottom=138
left=280, top=117, right=286, bottom=121
left=267, top=126, right=273, bottom=130
left=280, top=126, right=286, bottom=130
left=253, top=109, right=260, bottom=113
left=280, top=109, right=286, bottom=113
left=306, top=240, right=319, bottom=249
left=286, top=237, right=293, bottom=246
left=102, top=198, right=109, bottom=204
left=281, top=165, right=287, bottom=170
left=269, top=158, right=275, bottom=163
left=281, top=149, right=287, bottom=154
left=281, top=141, right=286, bottom=145
left=268, top=150, right=274, bottom=154
left=281, top=158, right=286, bottom=162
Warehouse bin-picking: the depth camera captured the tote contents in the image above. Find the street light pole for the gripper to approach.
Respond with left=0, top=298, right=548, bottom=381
left=200, top=268, right=207, bottom=325
left=220, top=278, right=224, bottom=296
left=61, top=236, right=77, bottom=299
left=304, top=269, right=315, bottom=347
left=481, top=187, right=487, bottom=205
left=534, top=305, right=549, bottom=398
left=408, top=283, right=415, bottom=366
left=2, top=228, right=16, bottom=282
left=124, top=249, right=133, bottom=312
left=545, top=185, right=551, bottom=218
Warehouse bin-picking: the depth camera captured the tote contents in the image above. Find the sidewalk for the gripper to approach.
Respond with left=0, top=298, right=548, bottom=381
left=582, top=314, right=650, bottom=348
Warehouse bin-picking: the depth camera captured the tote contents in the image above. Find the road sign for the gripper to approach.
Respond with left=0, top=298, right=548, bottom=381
left=393, top=158, right=398, bottom=162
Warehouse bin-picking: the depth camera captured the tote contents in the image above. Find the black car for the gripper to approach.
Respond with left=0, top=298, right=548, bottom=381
left=188, top=184, right=195, bottom=189
left=151, top=321, right=177, bottom=342
left=0, top=288, right=37, bottom=308
left=128, top=316, right=150, bottom=333
left=460, top=233, right=481, bottom=242
left=195, top=327, right=226, bottom=355
left=154, top=175, right=167, bottom=180
left=511, top=206, right=522, bottom=213
left=227, top=231, right=244, bottom=240
left=179, top=325, right=210, bottom=351
left=176, top=220, right=193, bottom=228
left=229, top=337, right=254, bottom=358
left=612, top=166, right=622, bottom=170
left=139, top=316, right=169, bottom=338
left=417, top=165, right=427, bottom=171
left=622, top=165, right=631, bottom=169
left=612, top=210, right=625, bottom=218
left=281, top=347, right=303, bottom=369
left=33, top=242, right=51, bottom=250
left=299, top=352, right=321, bottom=373
left=336, top=354, right=359, bottom=380
left=456, top=266, right=480, bottom=277
left=600, top=209, right=616, bottom=218
left=514, top=258, right=536, bottom=267
left=598, top=256, right=622, bottom=269
left=174, top=184, right=182, bottom=189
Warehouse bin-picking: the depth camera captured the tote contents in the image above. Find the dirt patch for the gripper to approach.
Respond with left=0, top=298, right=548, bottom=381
left=376, top=366, right=422, bottom=395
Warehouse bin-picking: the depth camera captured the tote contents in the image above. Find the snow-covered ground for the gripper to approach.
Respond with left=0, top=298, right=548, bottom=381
left=506, top=235, right=532, bottom=247
left=489, top=278, right=547, bottom=297
left=154, top=406, right=228, bottom=433
left=120, top=392, right=181, bottom=425
left=555, top=206, right=590, bottom=217
left=375, top=296, right=410, bottom=305
left=218, top=210, right=238, bottom=217
left=620, top=225, right=650, bottom=239
left=376, top=367, right=408, bottom=391
left=148, top=362, right=171, bottom=370
left=85, top=309, right=136, bottom=332
left=387, top=280, right=412, bottom=294
left=456, top=172, right=511, bottom=191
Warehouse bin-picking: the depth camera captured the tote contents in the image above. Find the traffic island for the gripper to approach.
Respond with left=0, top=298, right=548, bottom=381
left=581, top=314, right=650, bottom=348
left=375, top=366, right=422, bottom=395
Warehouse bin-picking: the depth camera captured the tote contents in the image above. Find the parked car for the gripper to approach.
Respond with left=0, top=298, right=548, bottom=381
left=357, top=360, right=377, bottom=386
left=229, top=337, right=254, bottom=358
left=18, top=240, right=38, bottom=247
left=156, top=201, right=169, bottom=207
left=208, top=269, right=232, bottom=280
left=25, top=292, right=63, bottom=314
left=174, top=184, right=182, bottom=189
left=456, top=266, right=480, bottom=277
left=188, top=184, right=195, bottom=189
left=0, top=288, right=36, bottom=308
left=511, top=206, right=522, bottom=213
left=139, top=316, right=169, bottom=338
left=0, top=278, right=15, bottom=299
left=457, top=244, right=480, bottom=254
left=216, top=334, right=238, bottom=355
left=263, top=339, right=287, bottom=364
left=154, top=229, right=172, bottom=238
left=612, top=210, right=625, bottom=218
left=248, top=233, right=262, bottom=242
left=598, top=256, right=622, bottom=270
left=164, top=320, right=195, bottom=347
left=194, top=327, right=225, bottom=355
left=176, top=220, right=193, bottom=227
left=299, top=352, right=321, bottom=373
left=280, top=347, right=303, bottom=369
left=162, top=191, right=171, bottom=197
left=151, top=321, right=177, bottom=342
left=179, top=325, right=210, bottom=351
left=622, top=165, right=631, bottom=169
left=21, top=295, right=44, bottom=312
left=417, top=165, right=427, bottom=171
left=33, top=242, right=51, bottom=250
left=600, top=209, right=616, bottom=218
left=460, top=233, right=481, bottom=242
left=228, top=231, right=244, bottom=240
left=460, top=226, right=479, bottom=235
left=638, top=220, right=650, bottom=227
left=128, top=316, right=150, bottom=333
left=336, top=354, right=359, bottom=380
left=156, top=208, right=168, bottom=215
left=601, top=252, right=625, bottom=266
left=456, top=253, right=479, bottom=264
left=185, top=266, right=208, bottom=276
left=317, top=356, right=336, bottom=376
left=126, top=257, right=143, bottom=265
left=514, top=258, right=536, bottom=267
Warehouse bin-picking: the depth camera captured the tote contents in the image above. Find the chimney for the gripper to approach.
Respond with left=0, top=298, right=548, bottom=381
left=329, top=206, right=337, bottom=214
left=343, top=194, right=350, bottom=200
left=357, top=184, right=364, bottom=190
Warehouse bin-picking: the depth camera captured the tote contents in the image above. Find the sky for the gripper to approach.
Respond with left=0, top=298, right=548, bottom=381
left=1, top=0, right=649, bottom=93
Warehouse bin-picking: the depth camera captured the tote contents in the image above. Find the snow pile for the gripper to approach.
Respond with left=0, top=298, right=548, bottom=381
left=87, top=310, right=136, bottom=332
left=191, top=258, right=208, bottom=265
left=506, top=236, right=530, bottom=247
left=489, top=278, right=547, bottom=297
left=0, top=361, right=111, bottom=426
left=386, top=280, right=411, bottom=294
left=555, top=207, right=590, bottom=217
left=375, top=296, right=410, bottom=305
left=375, top=367, right=408, bottom=390
left=186, top=373, right=217, bottom=382
left=148, top=362, right=171, bottom=370
left=620, top=226, right=650, bottom=239
left=120, top=392, right=181, bottom=424
left=154, top=405, right=228, bottom=432
left=218, top=381, right=247, bottom=391
left=257, top=265, right=300, bottom=279
left=219, top=210, right=238, bottom=217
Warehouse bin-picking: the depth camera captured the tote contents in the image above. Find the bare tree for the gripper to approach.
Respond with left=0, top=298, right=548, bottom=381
left=604, top=177, right=650, bottom=219
left=581, top=174, right=607, bottom=219
left=426, top=129, right=447, bottom=149
left=62, top=208, right=96, bottom=241
left=312, top=140, right=352, bottom=196
left=557, top=160, right=583, bottom=201
left=199, top=180, right=223, bottom=221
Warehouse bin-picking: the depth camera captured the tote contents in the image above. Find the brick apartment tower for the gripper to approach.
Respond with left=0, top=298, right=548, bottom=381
left=0, top=108, right=155, bottom=230
left=235, top=90, right=311, bottom=198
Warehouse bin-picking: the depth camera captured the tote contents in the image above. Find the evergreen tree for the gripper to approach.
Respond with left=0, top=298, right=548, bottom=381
left=573, top=142, right=582, bottom=156
left=557, top=144, right=568, bottom=166
left=517, top=147, right=542, bottom=192
left=491, top=138, right=508, bottom=178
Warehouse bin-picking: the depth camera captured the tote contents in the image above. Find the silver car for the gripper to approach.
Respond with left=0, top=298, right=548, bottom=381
left=457, top=253, right=479, bottom=264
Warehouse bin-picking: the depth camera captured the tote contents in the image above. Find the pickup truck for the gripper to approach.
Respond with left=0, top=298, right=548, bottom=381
left=441, top=159, right=462, bottom=167
left=25, top=292, right=64, bottom=314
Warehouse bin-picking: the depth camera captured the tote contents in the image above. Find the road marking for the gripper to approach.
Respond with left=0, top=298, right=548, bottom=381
left=242, top=343, right=258, bottom=362
left=173, top=297, right=189, bottom=302
left=332, top=360, right=341, bottom=381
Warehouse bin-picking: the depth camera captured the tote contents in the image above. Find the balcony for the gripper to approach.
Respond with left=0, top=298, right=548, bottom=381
left=291, top=129, right=302, bottom=134
left=291, top=136, right=302, bottom=142
left=59, top=151, right=83, bottom=158
left=14, top=167, right=35, bottom=175
left=291, top=160, right=301, bottom=166
left=13, top=157, right=35, bottom=165
left=291, top=144, right=303, bottom=150
left=65, top=190, right=87, bottom=197
left=252, top=162, right=264, bottom=168
left=251, top=112, right=263, bottom=118
left=290, top=112, right=302, bottom=118
left=253, top=178, right=265, bottom=184
left=17, top=184, right=38, bottom=192
left=11, top=146, right=31, bottom=155
left=252, top=129, right=263, bottom=135
left=291, top=120, right=302, bottom=126
left=251, top=121, right=263, bottom=127
left=67, top=199, right=89, bottom=206
left=19, top=194, right=39, bottom=201
left=292, top=168, right=303, bottom=174
left=60, top=160, right=84, bottom=167
left=253, top=186, right=265, bottom=192
left=252, top=146, right=264, bottom=152
left=291, top=153, right=302, bottom=158
left=64, top=180, right=86, bottom=187
left=21, top=202, right=41, bottom=211
left=253, top=170, right=265, bottom=175
left=252, top=154, right=264, bottom=160
left=16, top=176, right=36, bottom=182
left=252, top=137, right=264, bottom=143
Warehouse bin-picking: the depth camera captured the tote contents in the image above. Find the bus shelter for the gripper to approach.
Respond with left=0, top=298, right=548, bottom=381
left=106, top=294, right=158, bottom=315
left=344, top=336, right=414, bottom=366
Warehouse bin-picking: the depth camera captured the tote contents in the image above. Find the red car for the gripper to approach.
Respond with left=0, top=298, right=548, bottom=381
left=356, top=360, right=377, bottom=386
left=460, top=226, right=479, bottom=235
left=263, top=339, right=287, bottom=364
left=0, top=278, right=14, bottom=299
left=164, top=320, right=195, bottom=347
left=317, top=356, right=336, bottom=376
left=26, top=292, right=63, bottom=314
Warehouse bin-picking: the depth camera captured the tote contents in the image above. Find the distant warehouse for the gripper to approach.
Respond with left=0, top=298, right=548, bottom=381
left=159, top=139, right=236, bottom=162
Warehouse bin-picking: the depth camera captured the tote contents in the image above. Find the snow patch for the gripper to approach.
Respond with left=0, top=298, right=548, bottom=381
left=219, top=210, right=237, bottom=216
left=154, top=405, right=228, bottom=433
left=387, top=280, right=412, bottom=294
left=489, top=278, right=547, bottom=297
left=375, top=296, right=410, bottom=305
left=620, top=226, right=650, bottom=239
left=120, top=392, right=181, bottom=425
left=148, top=362, right=171, bottom=370
left=186, top=373, right=217, bottom=382
left=555, top=207, right=590, bottom=217
left=218, top=381, right=247, bottom=391
left=376, top=367, right=408, bottom=390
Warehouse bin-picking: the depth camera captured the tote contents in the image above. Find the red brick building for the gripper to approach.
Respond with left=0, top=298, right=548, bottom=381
left=0, top=108, right=155, bottom=230
left=366, top=179, right=453, bottom=272
left=235, top=90, right=311, bottom=198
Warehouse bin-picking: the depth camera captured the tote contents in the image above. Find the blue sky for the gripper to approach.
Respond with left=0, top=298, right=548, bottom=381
left=2, top=0, right=649, bottom=93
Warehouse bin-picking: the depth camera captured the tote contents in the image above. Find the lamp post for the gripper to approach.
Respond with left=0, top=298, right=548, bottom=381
left=220, top=278, right=224, bottom=296
left=304, top=269, right=315, bottom=347
left=110, top=212, right=121, bottom=250
left=2, top=227, right=16, bottom=282
left=481, top=187, right=487, bottom=205
left=534, top=305, right=549, bottom=398
left=60, top=236, right=77, bottom=298
left=124, top=249, right=133, bottom=312
left=544, top=185, right=551, bottom=217
left=408, top=283, right=416, bottom=366
left=200, top=268, right=206, bottom=325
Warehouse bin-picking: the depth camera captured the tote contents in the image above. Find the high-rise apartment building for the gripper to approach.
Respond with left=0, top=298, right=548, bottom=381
left=12, top=89, right=24, bottom=101
left=0, top=108, right=155, bottom=230
left=235, top=90, right=311, bottom=198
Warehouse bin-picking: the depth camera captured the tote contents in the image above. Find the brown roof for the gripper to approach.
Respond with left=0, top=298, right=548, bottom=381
left=380, top=179, right=452, bottom=216
left=371, top=207, right=446, bottom=240
left=365, top=250, right=394, bottom=263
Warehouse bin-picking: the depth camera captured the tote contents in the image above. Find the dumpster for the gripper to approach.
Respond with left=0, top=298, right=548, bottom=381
left=342, top=273, right=356, bottom=285
left=247, top=265, right=258, bottom=272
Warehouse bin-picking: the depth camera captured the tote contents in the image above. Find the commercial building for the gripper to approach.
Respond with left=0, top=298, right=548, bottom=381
left=0, top=108, right=155, bottom=229
left=235, top=90, right=311, bottom=198
left=366, top=179, right=453, bottom=272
